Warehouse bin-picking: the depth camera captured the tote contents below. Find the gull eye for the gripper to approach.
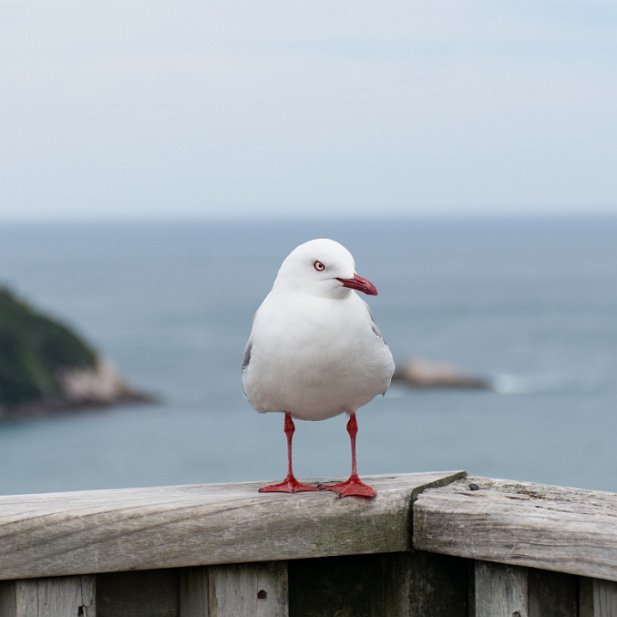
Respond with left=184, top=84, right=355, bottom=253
left=313, top=260, right=326, bottom=272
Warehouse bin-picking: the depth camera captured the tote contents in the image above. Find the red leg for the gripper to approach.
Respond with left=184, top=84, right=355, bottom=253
left=259, top=412, right=318, bottom=494
left=320, top=413, right=376, bottom=498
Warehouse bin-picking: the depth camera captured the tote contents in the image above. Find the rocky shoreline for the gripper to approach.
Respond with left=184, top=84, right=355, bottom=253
left=392, top=358, right=492, bottom=390
left=0, top=287, right=153, bottom=419
left=0, top=358, right=155, bottom=420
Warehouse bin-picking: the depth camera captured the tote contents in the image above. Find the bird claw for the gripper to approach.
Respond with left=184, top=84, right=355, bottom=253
left=259, top=475, right=319, bottom=494
left=319, top=475, right=377, bottom=499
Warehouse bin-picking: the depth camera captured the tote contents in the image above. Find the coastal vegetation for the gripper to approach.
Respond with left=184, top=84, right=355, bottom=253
left=0, top=287, right=147, bottom=417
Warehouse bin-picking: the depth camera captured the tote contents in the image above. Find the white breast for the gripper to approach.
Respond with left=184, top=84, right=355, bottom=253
left=242, top=290, right=394, bottom=420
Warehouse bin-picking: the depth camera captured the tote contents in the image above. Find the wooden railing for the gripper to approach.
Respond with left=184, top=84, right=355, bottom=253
left=0, top=471, right=616, bottom=616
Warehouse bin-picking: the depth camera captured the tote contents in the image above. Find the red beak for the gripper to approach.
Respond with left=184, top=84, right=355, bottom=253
left=336, top=273, right=378, bottom=296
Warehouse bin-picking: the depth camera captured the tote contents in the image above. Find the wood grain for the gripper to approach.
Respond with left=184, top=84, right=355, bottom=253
left=474, top=561, right=528, bottom=617
left=0, top=575, right=95, bottom=617
left=180, top=567, right=209, bottom=617
left=414, top=476, right=617, bottom=582
left=580, top=578, right=617, bottom=617
left=208, top=562, right=288, bottom=617
left=0, top=471, right=464, bottom=581
left=592, top=579, right=617, bottom=617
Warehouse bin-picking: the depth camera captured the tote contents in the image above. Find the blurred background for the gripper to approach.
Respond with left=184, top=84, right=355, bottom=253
left=0, top=1, right=615, bottom=495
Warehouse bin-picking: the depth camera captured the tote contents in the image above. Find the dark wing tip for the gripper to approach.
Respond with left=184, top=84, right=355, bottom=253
left=242, top=341, right=252, bottom=372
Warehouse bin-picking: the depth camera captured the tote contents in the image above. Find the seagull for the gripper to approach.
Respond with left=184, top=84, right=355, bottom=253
left=242, top=239, right=395, bottom=498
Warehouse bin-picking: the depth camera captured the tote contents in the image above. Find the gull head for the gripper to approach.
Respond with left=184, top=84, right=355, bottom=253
left=273, top=238, right=378, bottom=298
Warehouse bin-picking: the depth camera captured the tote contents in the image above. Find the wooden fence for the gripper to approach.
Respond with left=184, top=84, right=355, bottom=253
left=1, top=470, right=616, bottom=616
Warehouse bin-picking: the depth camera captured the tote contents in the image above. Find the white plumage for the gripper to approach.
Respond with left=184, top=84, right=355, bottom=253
left=242, top=238, right=395, bottom=497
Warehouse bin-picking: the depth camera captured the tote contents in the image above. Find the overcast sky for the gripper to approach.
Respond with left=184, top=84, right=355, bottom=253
left=1, top=1, right=616, bottom=221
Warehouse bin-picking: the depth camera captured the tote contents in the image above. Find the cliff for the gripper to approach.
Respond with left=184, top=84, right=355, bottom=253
left=0, top=287, right=150, bottom=417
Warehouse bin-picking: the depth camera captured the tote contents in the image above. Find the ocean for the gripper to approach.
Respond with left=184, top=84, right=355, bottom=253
left=0, top=217, right=615, bottom=495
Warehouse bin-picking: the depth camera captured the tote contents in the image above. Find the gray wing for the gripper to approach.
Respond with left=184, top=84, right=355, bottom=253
left=242, top=340, right=252, bottom=373
left=363, top=300, right=388, bottom=345
left=241, top=340, right=252, bottom=398
left=362, top=300, right=394, bottom=396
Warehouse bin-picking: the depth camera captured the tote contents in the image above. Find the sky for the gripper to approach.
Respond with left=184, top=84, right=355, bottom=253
left=1, top=1, right=616, bottom=222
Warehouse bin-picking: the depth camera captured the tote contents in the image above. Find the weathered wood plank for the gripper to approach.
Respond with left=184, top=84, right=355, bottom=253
left=474, top=561, right=528, bottom=617
left=14, top=581, right=38, bottom=617
left=580, top=578, right=617, bottom=617
left=413, top=476, right=617, bottom=581
left=0, top=575, right=95, bottom=617
left=0, top=471, right=464, bottom=581
left=208, top=562, right=288, bottom=617
left=593, top=580, right=617, bottom=617
left=179, top=567, right=209, bottom=617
